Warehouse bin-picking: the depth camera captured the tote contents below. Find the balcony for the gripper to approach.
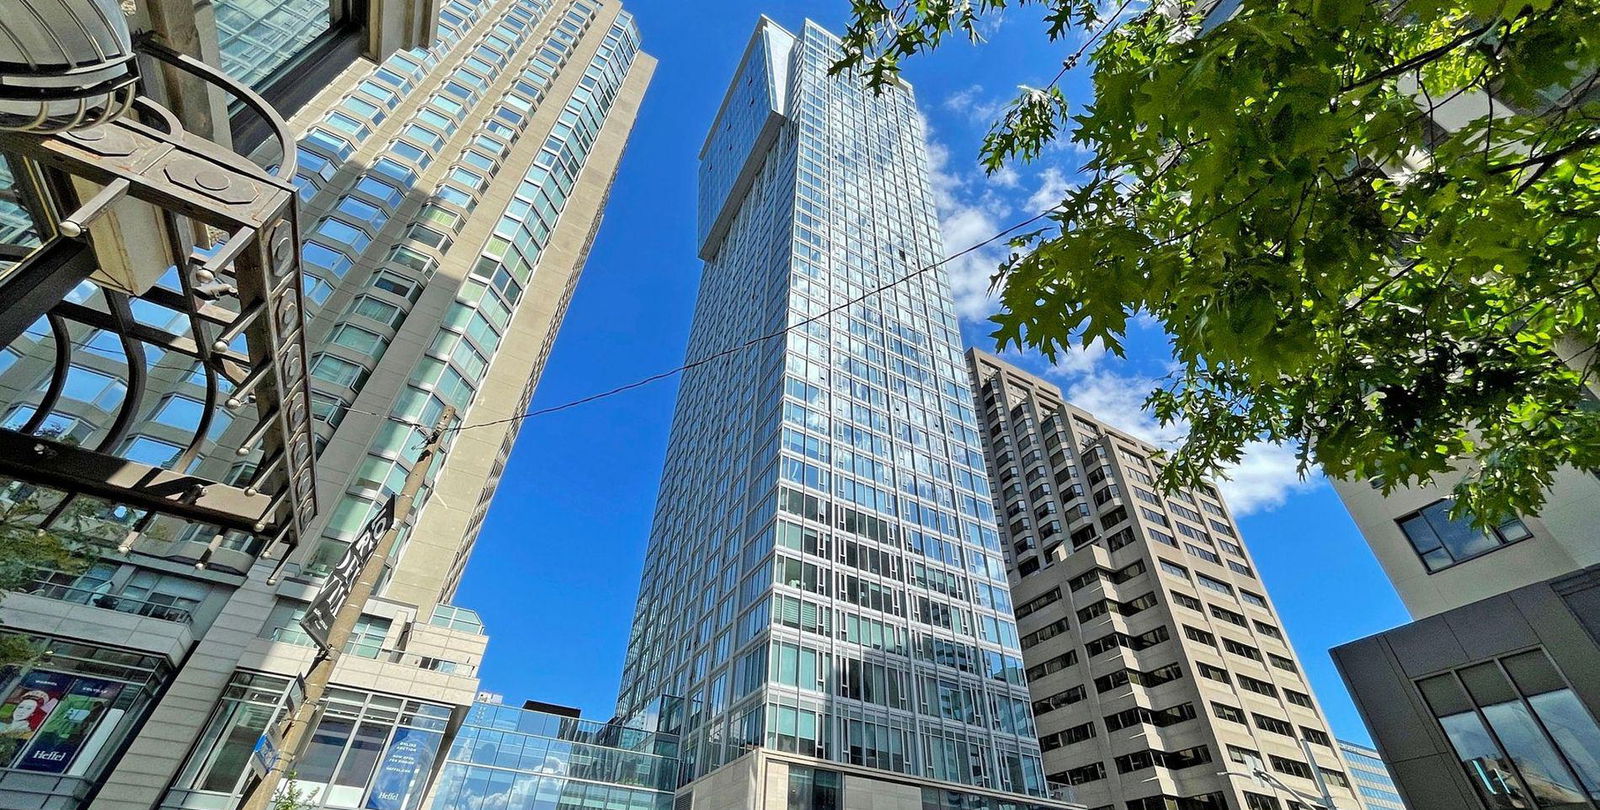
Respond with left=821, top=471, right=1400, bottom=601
left=19, top=578, right=193, bottom=624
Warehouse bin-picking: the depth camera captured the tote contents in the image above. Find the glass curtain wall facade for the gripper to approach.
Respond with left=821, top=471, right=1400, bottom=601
left=617, top=17, right=1048, bottom=798
left=1340, top=739, right=1409, bottom=810
left=967, top=349, right=1365, bottom=810
left=428, top=702, right=680, bottom=810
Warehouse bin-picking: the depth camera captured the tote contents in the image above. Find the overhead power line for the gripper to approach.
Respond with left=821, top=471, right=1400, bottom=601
left=444, top=207, right=1058, bottom=433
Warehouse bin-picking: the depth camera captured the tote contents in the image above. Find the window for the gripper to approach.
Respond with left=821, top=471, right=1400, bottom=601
left=329, top=325, right=386, bottom=354
left=354, top=176, right=405, bottom=207
left=1196, top=573, right=1234, bottom=596
left=302, top=273, right=333, bottom=304
left=315, top=218, right=371, bottom=251
left=58, top=364, right=125, bottom=408
left=1239, top=676, right=1278, bottom=698
left=1269, top=754, right=1314, bottom=780
left=1241, top=590, right=1268, bottom=609
left=1212, top=702, right=1245, bottom=724
left=347, top=295, right=404, bottom=327
left=154, top=395, right=205, bottom=429
left=1015, top=588, right=1061, bottom=619
left=1105, top=703, right=1196, bottom=732
left=1253, top=714, right=1293, bottom=736
left=1054, top=762, right=1105, bottom=785
left=122, top=436, right=182, bottom=467
left=303, top=242, right=354, bottom=277
left=1269, top=653, right=1299, bottom=673
left=1419, top=649, right=1600, bottom=809
left=1301, top=727, right=1332, bottom=746
left=311, top=354, right=368, bottom=389
left=1224, top=639, right=1263, bottom=661
left=1160, top=559, right=1190, bottom=580
left=1244, top=794, right=1281, bottom=810
left=787, top=766, right=840, bottom=809
left=310, top=393, right=347, bottom=427
left=1285, top=689, right=1315, bottom=709
left=1033, top=685, right=1087, bottom=715
left=175, top=672, right=293, bottom=793
left=1040, top=721, right=1096, bottom=750
left=1399, top=499, right=1533, bottom=572
left=1211, top=604, right=1248, bottom=627
left=372, top=271, right=417, bottom=299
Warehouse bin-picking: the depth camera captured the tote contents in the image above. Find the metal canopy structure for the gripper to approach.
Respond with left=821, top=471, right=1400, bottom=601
left=0, top=39, right=318, bottom=567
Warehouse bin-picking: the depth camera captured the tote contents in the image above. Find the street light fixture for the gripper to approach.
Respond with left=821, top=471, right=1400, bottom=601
left=0, top=0, right=137, bottom=133
left=1218, top=767, right=1337, bottom=810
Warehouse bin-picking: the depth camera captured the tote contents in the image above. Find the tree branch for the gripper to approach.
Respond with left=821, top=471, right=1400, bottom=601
left=1489, top=132, right=1600, bottom=175
left=1341, top=22, right=1494, bottom=92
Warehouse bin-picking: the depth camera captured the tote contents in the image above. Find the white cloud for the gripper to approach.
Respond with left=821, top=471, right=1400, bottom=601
left=942, top=205, right=1008, bottom=321
left=990, top=164, right=1021, bottom=189
left=944, top=85, right=1008, bottom=124
left=1042, top=348, right=1318, bottom=516
left=1025, top=166, right=1071, bottom=212
left=1047, top=340, right=1108, bottom=377
left=925, top=124, right=1011, bottom=322
left=1219, top=441, right=1320, bottom=515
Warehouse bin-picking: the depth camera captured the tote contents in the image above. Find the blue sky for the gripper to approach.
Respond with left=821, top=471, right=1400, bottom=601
left=455, top=0, right=1411, bottom=745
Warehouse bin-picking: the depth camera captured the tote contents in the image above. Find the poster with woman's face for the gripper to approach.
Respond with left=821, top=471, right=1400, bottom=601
left=18, top=676, right=123, bottom=773
left=0, top=671, right=72, bottom=766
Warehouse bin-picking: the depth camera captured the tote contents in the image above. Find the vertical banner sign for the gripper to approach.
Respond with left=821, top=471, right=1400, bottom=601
left=364, top=727, right=443, bottom=810
left=301, top=495, right=397, bottom=650
left=18, top=676, right=123, bottom=773
left=0, top=671, right=72, bottom=767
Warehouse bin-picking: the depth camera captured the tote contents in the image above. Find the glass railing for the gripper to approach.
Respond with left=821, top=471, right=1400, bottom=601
left=465, top=702, right=681, bottom=755
left=263, top=626, right=479, bottom=675
left=20, top=580, right=193, bottom=624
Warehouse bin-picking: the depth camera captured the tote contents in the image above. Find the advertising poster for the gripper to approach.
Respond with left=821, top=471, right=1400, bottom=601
left=18, top=676, right=124, bottom=773
left=365, top=726, right=443, bottom=810
left=0, top=670, right=72, bottom=766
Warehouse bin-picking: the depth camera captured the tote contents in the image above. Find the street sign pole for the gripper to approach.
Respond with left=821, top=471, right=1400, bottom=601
left=238, top=407, right=454, bottom=810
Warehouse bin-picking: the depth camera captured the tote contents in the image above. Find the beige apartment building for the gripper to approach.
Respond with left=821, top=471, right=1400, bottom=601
left=969, top=349, right=1366, bottom=810
left=0, top=1, right=652, bottom=808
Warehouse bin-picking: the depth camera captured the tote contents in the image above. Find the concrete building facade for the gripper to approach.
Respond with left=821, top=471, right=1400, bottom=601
left=968, top=349, right=1365, bottom=810
left=0, top=1, right=653, bottom=808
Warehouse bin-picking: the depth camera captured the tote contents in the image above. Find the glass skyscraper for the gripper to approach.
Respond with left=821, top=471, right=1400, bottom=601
left=617, top=17, right=1051, bottom=801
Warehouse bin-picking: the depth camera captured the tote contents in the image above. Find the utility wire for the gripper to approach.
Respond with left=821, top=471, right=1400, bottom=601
left=438, top=76, right=1477, bottom=435
left=380, top=28, right=1474, bottom=438
left=445, top=208, right=1058, bottom=433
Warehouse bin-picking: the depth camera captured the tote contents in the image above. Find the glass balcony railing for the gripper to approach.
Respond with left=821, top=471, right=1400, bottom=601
left=264, top=626, right=478, bottom=675
left=19, top=579, right=193, bottom=624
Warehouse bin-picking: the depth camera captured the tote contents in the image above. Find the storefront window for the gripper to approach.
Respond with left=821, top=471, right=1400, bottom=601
left=170, top=676, right=448, bottom=809
left=176, top=671, right=292, bottom=793
left=0, top=636, right=167, bottom=782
